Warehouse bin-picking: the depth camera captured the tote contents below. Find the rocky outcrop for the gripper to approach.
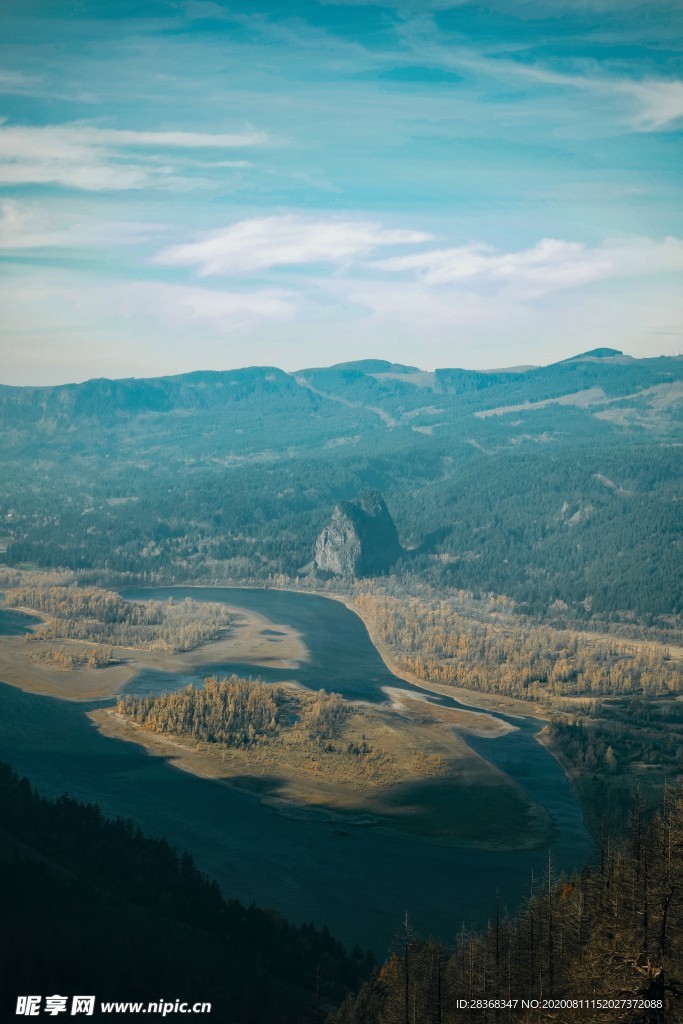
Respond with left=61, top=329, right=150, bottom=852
left=314, top=490, right=403, bottom=578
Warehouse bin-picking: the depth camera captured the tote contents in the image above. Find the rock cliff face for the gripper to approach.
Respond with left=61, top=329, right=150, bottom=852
left=314, top=490, right=403, bottom=577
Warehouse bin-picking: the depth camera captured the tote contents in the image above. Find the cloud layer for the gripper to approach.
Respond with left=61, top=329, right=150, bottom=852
left=155, top=215, right=434, bottom=275
left=0, top=0, right=681, bottom=381
left=374, top=236, right=683, bottom=297
left=0, top=123, right=269, bottom=191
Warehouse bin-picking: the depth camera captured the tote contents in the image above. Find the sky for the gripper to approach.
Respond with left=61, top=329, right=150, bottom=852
left=0, top=0, right=682, bottom=383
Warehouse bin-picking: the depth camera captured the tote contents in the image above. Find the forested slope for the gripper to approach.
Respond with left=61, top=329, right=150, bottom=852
left=332, top=788, right=683, bottom=1024
left=0, top=763, right=372, bottom=1023
left=1, top=350, right=681, bottom=623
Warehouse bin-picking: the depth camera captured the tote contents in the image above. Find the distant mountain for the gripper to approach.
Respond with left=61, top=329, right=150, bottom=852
left=482, top=364, right=537, bottom=374
left=559, top=347, right=625, bottom=361
left=311, top=359, right=421, bottom=374
left=1, top=350, right=680, bottom=445
left=1, top=351, right=681, bottom=621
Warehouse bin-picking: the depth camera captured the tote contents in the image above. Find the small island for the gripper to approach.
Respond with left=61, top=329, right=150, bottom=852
left=0, top=575, right=553, bottom=849
left=95, top=673, right=552, bottom=849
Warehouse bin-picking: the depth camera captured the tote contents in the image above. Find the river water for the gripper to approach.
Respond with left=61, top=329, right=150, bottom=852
left=0, top=587, right=592, bottom=955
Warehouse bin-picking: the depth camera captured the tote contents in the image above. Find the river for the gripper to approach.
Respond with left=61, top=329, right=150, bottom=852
left=0, top=587, right=592, bottom=955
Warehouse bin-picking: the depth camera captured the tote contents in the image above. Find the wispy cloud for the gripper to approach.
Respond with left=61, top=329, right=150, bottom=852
left=0, top=270, right=295, bottom=354
left=0, top=199, right=166, bottom=250
left=120, top=280, right=295, bottom=330
left=617, top=79, right=683, bottom=130
left=0, top=123, right=270, bottom=191
left=0, top=270, right=297, bottom=384
left=393, top=22, right=683, bottom=131
left=154, top=214, right=433, bottom=275
left=0, top=0, right=680, bottom=380
left=325, top=270, right=683, bottom=367
left=483, top=58, right=683, bottom=132
left=373, top=236, right=683, bottom=297
left=0, top=70, right=43, bottom=94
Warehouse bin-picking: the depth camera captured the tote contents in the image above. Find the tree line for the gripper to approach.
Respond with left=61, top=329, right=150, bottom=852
left=4, top=584, right=231, bottom=652
left=332, top=785, right=683, bottom=1024
left=118, top=676, right=351, bottom=751
left=119, top=676, right=283, bottom=748
left=354, top=592, right=681, bottom=701
left=28, top=643, right=114, bottom=671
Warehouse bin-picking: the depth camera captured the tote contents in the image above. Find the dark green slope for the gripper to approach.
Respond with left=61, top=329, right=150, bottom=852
left=0, top=763, right=371, bottom=1023
left=1, top=352, right=681, bottom=621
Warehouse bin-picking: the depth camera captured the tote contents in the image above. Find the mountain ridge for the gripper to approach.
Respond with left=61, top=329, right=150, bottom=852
left=1, top=349, right=680, bottom=621
left=1, top=352, right=681, bottom=431
left=3, top=348, right=678, bottom=393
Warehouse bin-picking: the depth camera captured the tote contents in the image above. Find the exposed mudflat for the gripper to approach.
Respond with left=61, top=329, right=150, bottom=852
left=92, top=676, right=548, bottom=849
left=0, top=604, right=307, bottom=701
left=0, top=586, right=593, bottom=951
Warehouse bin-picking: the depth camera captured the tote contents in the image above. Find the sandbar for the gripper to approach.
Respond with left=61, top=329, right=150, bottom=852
left=0, top=604, right=307, bottom=701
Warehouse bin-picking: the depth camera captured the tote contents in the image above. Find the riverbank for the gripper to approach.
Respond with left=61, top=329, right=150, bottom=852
left=0, top=583, right=558, bottom=848
left=92, top=694, right=551, bottom=850
left=0, top=603, right=307, bottom=701
left=0, top=585, right=594, bottom=950
left=322, top=590, right=550, bottom=722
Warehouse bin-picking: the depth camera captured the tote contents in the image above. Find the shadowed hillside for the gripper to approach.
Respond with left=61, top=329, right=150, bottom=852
left=332, top=786, right=683, bottom=1024
left=0, top=762, right=372, bottom=1023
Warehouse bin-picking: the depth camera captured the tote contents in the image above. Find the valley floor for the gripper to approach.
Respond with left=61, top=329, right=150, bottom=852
left=0, top=603, right=306, bottom=701
left=0, top=593, right=552, bottom=850
left=91, top=689, right=549, bottom=850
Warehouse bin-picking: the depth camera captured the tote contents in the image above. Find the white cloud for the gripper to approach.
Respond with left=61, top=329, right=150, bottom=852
left=62, top=128, right=269, bottom=148
left=0, top=269, right=297, bottom=381
left=373, top=236, right=683, bottom=297
left=0, top=123, right=270, bottom=191
left=497, top=61, right=683, bottom=132
left=318, top=273, right=683, bottom=367
left=120, top=280, right=295, bottom=330
left=2, top=242, right=681, bottom=384
left=617, top=79, right=683, bottom=131
left=0, top=271, right=297, bottom=384
left=154, top=214, right=434, bottom=276
left=0, top=273, right=295, bottom=335
left=393, top=25, right=683, bottom=132
left=0, top=199, right=165, bottom=250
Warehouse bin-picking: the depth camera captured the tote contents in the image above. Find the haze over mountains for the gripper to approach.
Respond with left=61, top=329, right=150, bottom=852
left=1, top=348, right=681, bottom=621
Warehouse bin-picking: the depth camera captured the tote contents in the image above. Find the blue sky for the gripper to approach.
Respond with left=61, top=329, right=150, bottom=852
left=1, top=0, right=682, bottom=383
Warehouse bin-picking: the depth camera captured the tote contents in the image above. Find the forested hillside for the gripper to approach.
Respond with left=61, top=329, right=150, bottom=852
left=332, top=786, right=683, bottom=1024
left=0, top=763, right=372, bottom=1023
left=1, top=350, right=681, bottom=623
